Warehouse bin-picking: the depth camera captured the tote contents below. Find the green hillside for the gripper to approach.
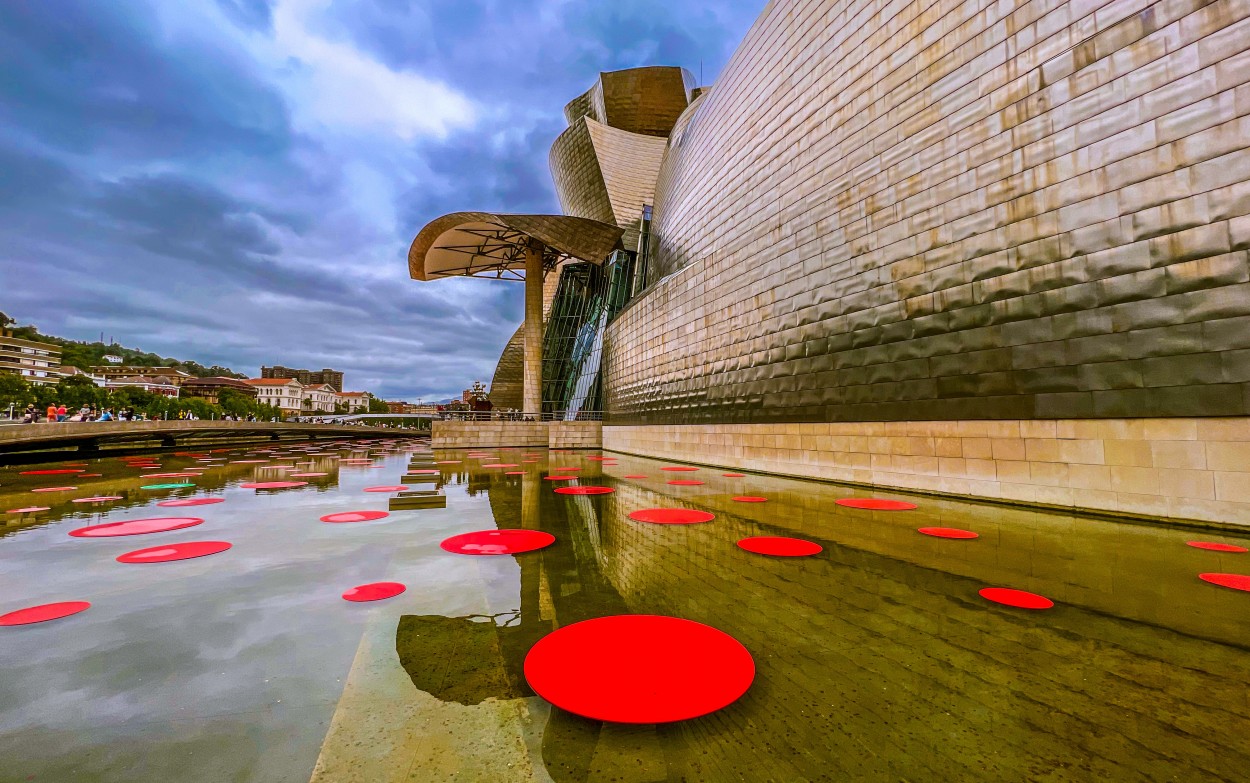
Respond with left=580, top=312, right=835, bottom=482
left=0, top=311, right=246, bottom=378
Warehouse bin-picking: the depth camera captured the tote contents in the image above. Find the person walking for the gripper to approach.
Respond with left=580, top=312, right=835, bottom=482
left=24, top=403, right=36, bottom=423
left=46, top=403, right=57, bottom=423
left=56, top=403, right=67, bottom=422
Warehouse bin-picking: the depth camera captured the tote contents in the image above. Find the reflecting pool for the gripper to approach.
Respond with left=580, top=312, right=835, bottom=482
left=2, top=442, right=1249, bottom=782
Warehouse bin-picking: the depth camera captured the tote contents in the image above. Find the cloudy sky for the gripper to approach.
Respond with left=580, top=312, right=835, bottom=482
left=0, top=0, right=760, bottom=400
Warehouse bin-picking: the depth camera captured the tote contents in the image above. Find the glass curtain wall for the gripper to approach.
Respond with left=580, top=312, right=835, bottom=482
left=541, top=250, right=636, bottom=418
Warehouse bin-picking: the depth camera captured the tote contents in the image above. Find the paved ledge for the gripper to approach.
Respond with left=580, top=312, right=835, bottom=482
left=431, top=421, right=601, bottom=449
left=0, top=421, right=420, bottom=458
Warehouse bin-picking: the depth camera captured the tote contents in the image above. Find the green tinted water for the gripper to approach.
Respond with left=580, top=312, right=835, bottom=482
left=1, top=443, right=1248, bottom=782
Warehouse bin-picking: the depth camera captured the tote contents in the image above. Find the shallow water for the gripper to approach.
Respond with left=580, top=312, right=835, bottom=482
left=1, top=442, right=1249, bottom=782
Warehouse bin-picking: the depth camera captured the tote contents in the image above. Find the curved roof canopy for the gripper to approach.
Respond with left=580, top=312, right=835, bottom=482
left=408, top=212, right=623, bottom=282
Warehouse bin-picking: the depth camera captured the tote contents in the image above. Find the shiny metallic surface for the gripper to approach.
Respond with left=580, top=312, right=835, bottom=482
left=603, top=0, right=1250, bottom=425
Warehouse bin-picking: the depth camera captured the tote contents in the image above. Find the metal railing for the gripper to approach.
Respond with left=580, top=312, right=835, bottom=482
left=438, top=411, right=603, bottom=422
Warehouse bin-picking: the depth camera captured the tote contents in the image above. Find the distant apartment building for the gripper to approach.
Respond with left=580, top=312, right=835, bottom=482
left=338, top=391, right=370, bottom=413
left=304, top=383, right=338, bottom=413
left=103, top=375, right=180, bottom=397
left=385, top=400, right=408, bottom=414
left=0, top=331, right=63, bottom=386
left=245, top=378, right=305, bottom=417
left=260, top=365, right=344, bottom=392
left=91, top=366, right=194, bottom=387
left=181, top=377, right=259, bottom=405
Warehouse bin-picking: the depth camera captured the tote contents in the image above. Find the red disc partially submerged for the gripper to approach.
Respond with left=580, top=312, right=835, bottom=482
left=544, top=475, right=577, bottom=481
left=6, top=506, right=50, bottom=514
left=835, top=498, right=918, bottom=511
left=20, top=469, right=84, bottom=476
left=732, top=496, right=767, bottom=503
left=667, top=480, right=705, bottom=486
left=241, top=481, right=307, bottom=489
left=441, top=529, right=555, bottom=555
left=157, top=497, right=225, bottom=507
left=321, top=510, right=390, bottom=523
left=481, top=463, right=518, bottom=468
left=141, top=472, right=200, bottom=478
left=289, top=472, right=328, bottom=477
left=1199, top=573, right=1250, bottom=591
left=661, top=466, right=699, bottom=472
left=555, top=486, right=614, bottom=495
left=116, top=541, right=232, bottom=563
left=71, top=496, right=123, bottom=504
left=32, top=486, right=76, bottom=493
left=628, top=508, right=715, bottom=525
left=524, top=615, right=754, bottom=723
left=919, top=527, right=979, bottom=540
left=0, top=601, right=91, bottom=626
left=70, top=517, right=204, bottom=538
left=363, top=485, right=406, bottom=493
left=737, top=536, right=822, bottom=556
left=979, top=587, right=1054, bottom=609
left=342, top=582, right=406, bottom=602
left=1187, top=541, right=1249, bottom=553
left=722, top=473, right=745, bottom=477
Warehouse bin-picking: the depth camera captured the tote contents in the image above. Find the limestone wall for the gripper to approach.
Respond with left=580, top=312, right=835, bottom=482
left=604, top=417, right=1250, bottom=524
left=430, top=421, right=549, bottom=448
left=605, top=0, right=1250, bottom=424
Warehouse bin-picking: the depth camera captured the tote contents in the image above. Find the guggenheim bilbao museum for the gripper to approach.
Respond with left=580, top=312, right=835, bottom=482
left=409, top=0, right=1250, bottom=526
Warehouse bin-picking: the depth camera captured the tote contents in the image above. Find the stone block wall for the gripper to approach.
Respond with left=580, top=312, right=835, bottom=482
left=605, top=0, right=1250, bottom=424
left=430, top=421, right=549, bottom=448
left=604, top=417, right=1250, bottom=524
left=548, top=421, right=602, bottom=449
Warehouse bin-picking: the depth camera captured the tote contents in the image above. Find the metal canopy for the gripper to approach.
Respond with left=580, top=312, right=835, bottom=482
left=407, top=212, right=624, bottom=282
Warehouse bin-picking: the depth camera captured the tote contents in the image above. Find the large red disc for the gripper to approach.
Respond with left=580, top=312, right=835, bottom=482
left=835, top=498, right=918, bottom=511
left=157, top=497, right=225, bottom=507
left=544, top=475, right=578, bottom=481
left=1187, top=541, right=1249, bottom=553
left=732, top=496, right=768, bottom=503
left=6, top=506, right=50, bottom=514
left=342, top=582, right=406, bottom=602
left=20, top=469, right=84, bottom=475
left=32, top=486, right=76, bottom=493
left=70, top=517, right=204, bottom=538
left=1199, top=573, right=1250, bottom=591
left=737, top=536, right=822, bottom=556
left=722, top=473, right=745, bottom=477
left=524, top=615, right=754, bottom=723
left=667, top=480, right=704, bottom=486
left=321, top=510, right=390, bottom=523
left=116, top=541, right=232, bottom=563
left=363, top=485, right=407, bottom=493
left=0, top=601, right=91, bottom=626
left=481, top=463, right=518, bottom=468
left=241, top=481, right=307, bottom=489
left=979, top=587, right=1054, bottom=609
left=628, top=508, right=715, bottom=525
left=440, top=529, right=555, bottom=555
left=918, top=527, right=979, bottom=540
left=555, top=486, right=614, bottom=495
left=661, top=466, right=699, bottom=472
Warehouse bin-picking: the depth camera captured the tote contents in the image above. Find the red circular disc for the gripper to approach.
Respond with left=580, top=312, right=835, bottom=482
left=230, top=459, right=270, bottom=464
left=505, top=471, right=525, bottom=475
left=1199, top=573, right=1250, bottom=591
left=32, top=486, right=76, bottom=493
left=524, top=615, right=754, bottom=723
left=835, top=498, right=918, bottom=511
left=78, top=473, right=102, bottom=478
left=979, top=587, right=1054, bottom=609
left=363, top=485, right=406, bottom=493
left=544, top=475, right=578, bottom=481
left=407, top=470, right=440, bottom=475
left=737, top=536, right=822, bottom=556
left=157, top=497, right=225, bottom=507
left=661, top=466, right=699, bottom=472
left=553, top=467, right=581, bottom=471
left=70, top=517, right=204, bottom=538
left=71, top=496, right=123, bottom=504
left=628, top=508, right=715, bottom=525
left=241, top=481, right=307, bottom=489
left=732, top=496, right=768, bottom=503
left=1187, top=541, right=1249, bottom=553
left=919, top=527, right=979, bottom=540
left=342, top=582, right=406, bottom=602
left=141, top=472, right=201, bottom=478
left=623, top=474, right=648, bottom=479
left=435, top=460, right=461, bottom=464
left=667, top=480, right=705, bottom=486
left=482, top=463, right=518, bottom=468
left=0, top=601, right=91, bottom=626
left=722, top=473, right=745, bottom=477
left=6, top=506, right=50, bottom=513
left=321, top=510, right=390, bottom=523
left=116, top=541, right=232, bottom=563
left=440, top=529, right=556, bottom=555
left=19, top=469, right=84, bottom=475
left=555, top=486, right=614, bottom=495
left=289, top=472, right=328, bottom=477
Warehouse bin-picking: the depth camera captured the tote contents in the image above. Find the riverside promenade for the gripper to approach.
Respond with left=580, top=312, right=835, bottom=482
left=0, top=420, right=421, bottom=460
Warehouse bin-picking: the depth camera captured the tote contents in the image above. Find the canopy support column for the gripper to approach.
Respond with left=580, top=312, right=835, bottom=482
left=523, top=240, right=544, bottom=416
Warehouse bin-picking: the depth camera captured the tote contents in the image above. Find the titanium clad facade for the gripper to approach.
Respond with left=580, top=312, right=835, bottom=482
left=603, top=0, right=1250, bottom=425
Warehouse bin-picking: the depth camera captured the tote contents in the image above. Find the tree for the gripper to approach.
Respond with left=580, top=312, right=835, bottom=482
left=367, top=396, right=389, bottom=414
left=0, top=372, right=31, bottom=412
left=56, top=375, right=104, bottom=408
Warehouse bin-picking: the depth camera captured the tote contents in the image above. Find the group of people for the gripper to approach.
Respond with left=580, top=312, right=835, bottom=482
left=22, top=404, right=142, bottom=423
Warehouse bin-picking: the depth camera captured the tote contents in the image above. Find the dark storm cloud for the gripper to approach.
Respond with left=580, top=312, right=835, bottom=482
left=0, top=0, right=762, bottom=401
